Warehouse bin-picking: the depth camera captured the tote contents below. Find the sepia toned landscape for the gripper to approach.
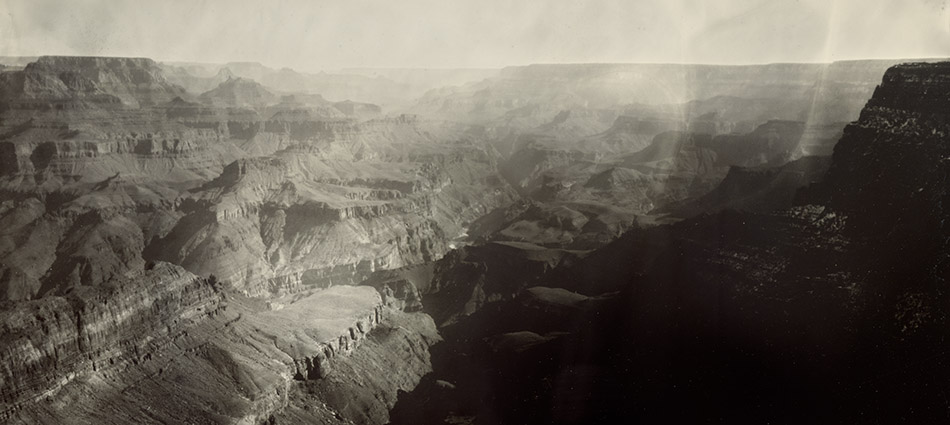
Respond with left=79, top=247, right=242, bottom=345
left=1, top=1, right=949, bottom=423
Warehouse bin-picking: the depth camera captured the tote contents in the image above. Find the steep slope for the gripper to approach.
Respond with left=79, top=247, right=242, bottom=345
left=147, top=117, right=516, bottom=297
left=0, top=57, right=517, bottom=302
left=388, top=62, right=950, bottom=423
left=501, top=131, right=726, bottom=216
left=662, top=155, right=831, bottom=217
left=0, top=55, right=519, bottom=425
left=571, top=62, right=950, bottom=421
left=497, top=118, right=832, bottom=231
left=0, top=264, right=439, bottom=425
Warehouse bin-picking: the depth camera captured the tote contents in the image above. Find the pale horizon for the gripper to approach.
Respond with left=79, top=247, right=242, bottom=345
left=1, top=0, right=948, bottom=73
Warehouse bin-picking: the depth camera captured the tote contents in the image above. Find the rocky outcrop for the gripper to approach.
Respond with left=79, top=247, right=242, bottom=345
left=497, top=118, right=830, bottom=229
left=0, top=128, right=229, bottom=188
left=499, top=145, right=590, bottom=194
left=662, top=155, right=831, bottom=217
left=332, top=100, right=382, bottom=120
left=1, top=58, right=519, bottom=302
left=388, top=61, right=950, bottom=423
left=9, top=54, right=945, bottom=424
left=0, top=176, right=188, bottom=301
left=198, top=77, right=279, bottom=108
left=150, top=161, right=512, bottom=296
left=275, top=309, right=439, bottom=425
left=0, top=262, right=222, bottom=419
left=364, top=241, right=582, bottom=327
left=141, top=117, right=516, bottom=297
left=810, top=62, right=950, bottom=225
left=513, top=131, right=728, bottom=217
left=0, top=56, right=186, bottom=108
left=697, top=119, right=805, bottom=166
left=160, top=64, right=236, bottom=95
left=463, top=199, right=636, bottom=249
left=0, top=276, right=438, bottom=424
left=251, top=287, right=386, bottom=382
left=581, top=115, right=683, bottom=153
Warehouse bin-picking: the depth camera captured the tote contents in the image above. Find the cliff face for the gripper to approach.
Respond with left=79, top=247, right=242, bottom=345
left=147, top=120, right=516, bottom=297
left=0, top=262, right=222, bottom=419
left=0, top=58, right=514, bottom=421
left=493, top=117, right=833, bottom=240
left=0, top=268, right=438, bottom=425
left=366, top=241, right=581, bottom=327
left=1, top=56, right=186, bottom=108
left=662, top=155, right=832, bottom=217
left=813, top=63, right=950, bottom=230
left=5, top=54, right=945, bottom=423
left=0, top=57, right=518, bottom=302
left=386, top=62, right=950, bottom=423
left=0, top=115, right=515, bottom=301
left=540, top=63, right=950, bottom=423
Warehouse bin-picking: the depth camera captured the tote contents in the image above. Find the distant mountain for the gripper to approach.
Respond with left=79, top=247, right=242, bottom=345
left=332, top=100, right=382, bottom=119
left=0, top=56, right=40, bottom=69
left=163, top=61, right=414, bottom=106
left=409, top=60, right=935, bottom=133
left=341, top=67, right=499, bottom=93
left=159, top=62, right=500, bottom=108
left=0, top=56, right=186, bottom=108
left=198, top=77, right=278, bottom=107
left=161, top=63, right=235, bottom=93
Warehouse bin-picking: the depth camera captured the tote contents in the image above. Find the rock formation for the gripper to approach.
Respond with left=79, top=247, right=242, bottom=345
left=0, top=57, right=516, bottom=302
left=2, top=54, right=947, bottom=424
left=0, top=267, right=438, bottom=424
left=1, top=56, right=186, bottom=108
left=198, top=77, right=279, bottom=108
left=386, top=61, right=950, bottom=424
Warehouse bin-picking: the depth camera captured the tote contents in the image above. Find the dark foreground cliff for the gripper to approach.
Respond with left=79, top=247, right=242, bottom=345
left=383, top=62, right=950, bottom=424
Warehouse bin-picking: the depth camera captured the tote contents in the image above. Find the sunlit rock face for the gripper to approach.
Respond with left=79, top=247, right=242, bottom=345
left=0, top=57, right=517, bottom=302
left=0, top=55, right=496, bottom=424
left=0, top=268, right=438, bottom=425
left=147, top=117, right=516, bottom=297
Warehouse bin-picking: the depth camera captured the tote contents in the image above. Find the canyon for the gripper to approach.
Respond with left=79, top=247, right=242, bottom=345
left=0, top=54, right=947, bottom=424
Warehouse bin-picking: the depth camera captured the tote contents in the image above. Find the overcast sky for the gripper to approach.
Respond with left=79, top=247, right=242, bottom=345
left=1, top=0, right=947, bottom=70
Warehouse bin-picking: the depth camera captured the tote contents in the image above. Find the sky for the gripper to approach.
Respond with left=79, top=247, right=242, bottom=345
left=1, top=0, right=948, bottom=71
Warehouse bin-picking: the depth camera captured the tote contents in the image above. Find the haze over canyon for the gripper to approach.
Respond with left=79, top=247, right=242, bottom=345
left=1, top=2, right=949, bottom=421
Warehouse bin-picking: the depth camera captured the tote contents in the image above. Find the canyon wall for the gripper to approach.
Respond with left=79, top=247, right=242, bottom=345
left=398, top=61, right=950, bottom=423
